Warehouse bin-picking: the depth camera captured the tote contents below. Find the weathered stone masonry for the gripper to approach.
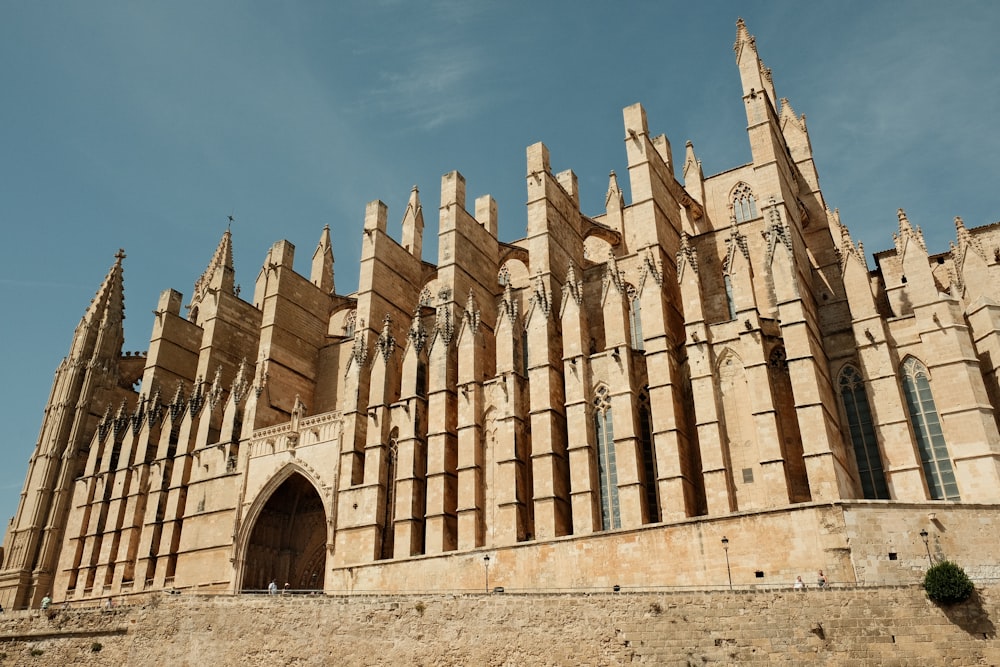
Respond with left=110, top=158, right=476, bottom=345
left=2, top=19, right=1000, bottom=610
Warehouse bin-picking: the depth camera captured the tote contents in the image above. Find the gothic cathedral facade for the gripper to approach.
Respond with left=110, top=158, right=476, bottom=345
left=3, top=20, right=999, bottom=609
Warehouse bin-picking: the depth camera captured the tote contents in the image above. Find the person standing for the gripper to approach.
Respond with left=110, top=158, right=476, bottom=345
left=268, top=580, right=278, bottom=595
left=794, top=576, right=805, bottom=590
left=817, top=570, right=827, bottom=588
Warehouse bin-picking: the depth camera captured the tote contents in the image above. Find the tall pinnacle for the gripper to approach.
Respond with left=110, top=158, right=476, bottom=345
left=71, top=249, right=126, bottom=363
left=193, top=229, right=236, bottom=303
left=311, top=224, right=335, bottom=293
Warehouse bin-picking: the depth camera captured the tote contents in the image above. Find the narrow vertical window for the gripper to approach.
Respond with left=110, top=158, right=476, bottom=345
left=628, top=285, right=644, bottom=351
left=344, top=310, right=357, bottom=338
left=900, top=358, right=960, bottom=500
left=724, top=274, right=737, bottom=320
left=638, top=387, right=659, bottom=523
left=594, top=386, right=621, bottom=530
left=380, top=431, right=398, bottom=560
left=416, top=360, right=428, bottom=398
left=838, top=366, right=889, bottom=499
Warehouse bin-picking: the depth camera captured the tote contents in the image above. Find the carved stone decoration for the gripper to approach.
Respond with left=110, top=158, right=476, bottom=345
left=231, top=358, right=250, bottom=407
left=131, top=395, right=146, bottom=436
left=676, top=231, right=699, bottom=281
left=189, top=375, right=206, bottom=418
left=763, top=197, right=793, bottom=264
left=639, top=246, right=664, bottom=288
left=207, top=365, right=224, bottom=412
left=254, top=356, right=270, bottom=399
left=97, top=406, right=113, bottom=442
left=604, top=250, right=626, bottom=295
left=147, top=386, right=163, bottom=428
left=464, top=290, right=481, bottom=335
left=500, top=279, right=518, bottom=324
left=113, top=400, right=130, bottom=436
left=169, top=382, right=187, bottom=423
left=952, top=216, right=987, bottom=269
left=563, top=262, right=583, bottom=306
left=375, top=314, right=396, bottom=363
left=833, top=208, right=869, bottom=273
left=434, top=302, right=454, bottom=347
left=530, top=270, right=552, bottom=317
left=723, top=216, right=750, bottom=274
left=893, top=208, right=927, bottom=257
left=408, top=307, right=428, bottom=354
left=351, top=319, right=369, bottom=369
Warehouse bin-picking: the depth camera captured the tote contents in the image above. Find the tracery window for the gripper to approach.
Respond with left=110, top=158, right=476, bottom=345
left=732, top=182, right=759, bottom=223
left=594, top=386, right=621, bottom=530
left=900, top=358, right=960, bottom=500
left=627, top=284, right=644, bottom=351
left=838, top=366, right=890, bottom=499
left=344, top=310, right=357, bottom=338
left=638, top=387, right=659, bottom=523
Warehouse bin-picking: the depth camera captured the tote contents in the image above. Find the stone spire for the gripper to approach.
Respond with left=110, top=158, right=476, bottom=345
left=71, top=249, right=126, bottom=364
left=401, top=185, right=424, bottom=259
left=192, top=229, right=236, bottom=304
left=734, top=18, right=776, bottom=106
left=893, top=208, right=927, bottom=256
left=311, top=224, right=335, bottom=293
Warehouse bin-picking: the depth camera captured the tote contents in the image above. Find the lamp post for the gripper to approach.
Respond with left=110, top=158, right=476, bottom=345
left=919, top=529, right=933, bottom=565
left=721, top=536, right=732, bottom=590
left=483, top=554, right=490, bottom=593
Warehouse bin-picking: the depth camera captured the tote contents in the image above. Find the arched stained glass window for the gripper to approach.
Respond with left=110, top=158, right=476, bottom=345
left=594, top=386, right=621, bottom=530
left=732, top=182, right=759, bottom=223
left=638, top=387, right=659, bottom=523
left=900, top=358, right=960, bottom=500
left=838, top=366, right=890, bottom=499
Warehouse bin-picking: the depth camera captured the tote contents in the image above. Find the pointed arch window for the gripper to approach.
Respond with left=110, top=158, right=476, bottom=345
left=638, top=387, right=659, bottom=523
left=594, top=386, right=621, bottom=530
left=344, top=310, right=357, bottom=338
left=732, top=182, right=758, bottom=223
left=627, top=285, right=644, bottom=351
left=900, top=358, right=960, bottom=500
left=838, top=366, right=889, bottom=499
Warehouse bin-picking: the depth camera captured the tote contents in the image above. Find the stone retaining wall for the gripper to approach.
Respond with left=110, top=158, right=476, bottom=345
left=0, top=586, right=996, bottom=665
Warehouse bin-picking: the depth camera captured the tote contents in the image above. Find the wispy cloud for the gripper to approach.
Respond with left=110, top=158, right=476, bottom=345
left=367, top=53, right=484, bottom=130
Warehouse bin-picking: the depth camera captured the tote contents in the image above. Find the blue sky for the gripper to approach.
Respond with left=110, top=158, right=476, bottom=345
left=1, top=1, right=998, bottom=526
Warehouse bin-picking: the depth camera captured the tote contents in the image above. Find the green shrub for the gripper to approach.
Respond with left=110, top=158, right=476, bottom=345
left=923, top=560, right=974, bottom=604
left=91, top=642, right=103, bottom=652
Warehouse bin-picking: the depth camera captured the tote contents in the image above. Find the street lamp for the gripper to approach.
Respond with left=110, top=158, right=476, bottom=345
left=721, top=536, right=732, bottom=590
left=919, top=529, right=933, bottom=565
left=483, top=554, right=490, bottom=593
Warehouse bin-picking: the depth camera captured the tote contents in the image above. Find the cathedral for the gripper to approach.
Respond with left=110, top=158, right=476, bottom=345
left=2, top=19, right=999, bottom=610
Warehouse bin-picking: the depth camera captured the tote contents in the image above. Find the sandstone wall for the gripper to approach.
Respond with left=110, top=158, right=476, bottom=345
left=0, top=585, right=997, bottom=666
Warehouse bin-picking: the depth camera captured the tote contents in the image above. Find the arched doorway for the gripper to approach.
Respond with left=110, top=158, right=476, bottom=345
left=241, top=472, right=327, bottom=591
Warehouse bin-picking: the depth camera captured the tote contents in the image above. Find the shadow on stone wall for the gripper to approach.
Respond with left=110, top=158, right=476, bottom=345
left=940, top=589, right=997, bottom=639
